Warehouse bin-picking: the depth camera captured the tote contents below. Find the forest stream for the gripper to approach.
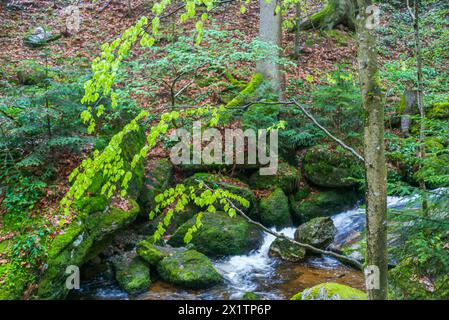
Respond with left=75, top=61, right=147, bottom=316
left=68, top=193, right=427, bottom=300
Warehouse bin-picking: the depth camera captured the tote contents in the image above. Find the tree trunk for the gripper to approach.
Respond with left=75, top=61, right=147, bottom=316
left=293, top=2, right=302, bottom=58
left=411, top=0, right=428, bottom=212
left=400, top=89, right=418, bottom=137
left=301, top=0, right=357, bottom=31
left=257, top=0, right=284, bottom=96
left=356, top=0, right=388, bottom=300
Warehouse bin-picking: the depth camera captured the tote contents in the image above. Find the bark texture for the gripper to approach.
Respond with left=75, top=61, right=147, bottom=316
left=301, top=0, right=358, bottom=31
left=257, top=0, right=284, bottom=95
left=356, top=0, right=388, bottom=300
left=400, top=89, right=418, bottom=137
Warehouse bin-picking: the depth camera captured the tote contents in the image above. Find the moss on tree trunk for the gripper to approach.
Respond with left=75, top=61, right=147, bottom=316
left=301, top=0, right=357, bottom=31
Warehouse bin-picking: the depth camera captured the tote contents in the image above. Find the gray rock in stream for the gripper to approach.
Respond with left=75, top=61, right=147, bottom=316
left=294, top=217, right=336, bottom=250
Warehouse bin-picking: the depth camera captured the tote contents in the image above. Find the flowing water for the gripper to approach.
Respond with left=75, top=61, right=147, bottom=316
left=71, top=190, right=446, bottom=300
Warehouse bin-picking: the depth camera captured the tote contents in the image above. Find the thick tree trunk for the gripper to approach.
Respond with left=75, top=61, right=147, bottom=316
left=301, top=0, right=357, bottom=31
left=356, top=0, right=388, bottom=300
left=257, top=0, right=284, bottom=96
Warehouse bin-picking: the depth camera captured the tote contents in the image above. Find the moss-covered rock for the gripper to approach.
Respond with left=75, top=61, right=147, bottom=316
left=291, top=282, right=367, bottom=300
left=37, top=199, right=140, bottom=299
left=389, top=258, right=449, bottom=300
left=290, top=190, right=359, bottom=222
left=136, top=240, right=184, bottom=266
left=23, top=27, right=61, bottom=48
left=248, top=161, right=300, bottom=194
left=16, top=60, right=47, bottom=85
left=167, top=211, right=263, bottom=257
left=294, top=217, right=336, bottom=249
left=157, top=249, right=221, bottom=289
left=138, top=158, right=173, bottom=211
left=268, top=238, right=306, bottom=262
left=183, top=173, right=258, bottom=219
left=259, top=188, right=291, bottom=228
left=113, top=252, right=151, bottom=294
left=302, top=144, right=363, bottom=188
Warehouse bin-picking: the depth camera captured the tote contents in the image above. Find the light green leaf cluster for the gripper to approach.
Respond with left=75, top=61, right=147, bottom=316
left=62, top=105, right=224, bottom=215
left=149, top=181, right=250, bottom=244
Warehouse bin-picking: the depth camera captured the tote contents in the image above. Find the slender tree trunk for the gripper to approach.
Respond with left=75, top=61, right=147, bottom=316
left=257, top=0, right=284, bottom=96
left=356, top=0, right=388, bottom=300
left=294, top=2, right=302, bottom=58
left=412, top=0, right=428, bottom=212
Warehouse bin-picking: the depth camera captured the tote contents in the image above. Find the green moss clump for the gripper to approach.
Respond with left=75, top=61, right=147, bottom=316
left=248, top=161, right=300, bottom=195
left=0, top=261, right=32, bottom=300
left=168, top=211, right=263, bottom=257
left=242, top=292, right=259, bottom=300
left=259, top=188, right=291, bottom=228
left=220, top=73, right=264, bottom=124
left=157, top=250, right=221, bottom=289
left=302, top=144, right=363, bottom=188
left=291, top=282, right=367, bottom=300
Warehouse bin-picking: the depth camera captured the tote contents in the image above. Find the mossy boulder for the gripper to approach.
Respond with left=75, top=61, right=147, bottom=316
left=268, top=238, right=306, bottom=262
left=290, top=190, right=359, bottom=222
left=389, top=258, right=449, bottom=300
left=113, top=252, right=151, bottom=294
left=259, top=188, right=291, bottom=228
left=37, top=199, right=140, bottom=299
left=167, top=211, right=263, bottom=257
left=23, top=27, right=61, bottom=48
left=157, top=249, right=221, bottom=289
left=16, top=60, right=47, bottom=85
left=183, top=173, right=258, bottom=219
left=291, top=283, right=367, bottom=300
left=248, top=161, right=299, bottom=194
left=302, top=144, right=363, bottom=188
left=138, top=158, right=173, bottom=211
left=294, top=217, right=336, bottom=250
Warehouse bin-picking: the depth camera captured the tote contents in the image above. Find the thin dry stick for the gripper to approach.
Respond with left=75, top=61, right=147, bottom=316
left=238, top=100, right=365, bottom=162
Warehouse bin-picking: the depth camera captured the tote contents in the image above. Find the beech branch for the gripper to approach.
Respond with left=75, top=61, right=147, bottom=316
left=238, top=100, right=365, bottom=163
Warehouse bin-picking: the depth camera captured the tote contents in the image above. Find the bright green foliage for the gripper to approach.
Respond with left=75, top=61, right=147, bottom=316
left=148, top=178, right=252, bottom=245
